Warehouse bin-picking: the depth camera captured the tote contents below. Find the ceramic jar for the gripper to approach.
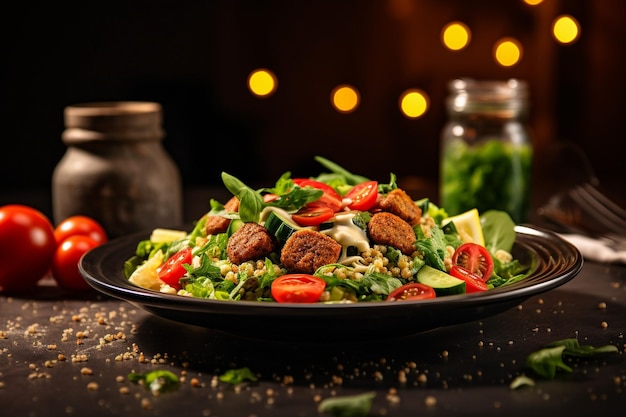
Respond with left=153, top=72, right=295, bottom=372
left=52, top=101, right=183, bottom=238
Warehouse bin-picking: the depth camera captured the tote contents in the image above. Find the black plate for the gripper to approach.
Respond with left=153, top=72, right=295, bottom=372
left=80, top=225, right=583, bottom=341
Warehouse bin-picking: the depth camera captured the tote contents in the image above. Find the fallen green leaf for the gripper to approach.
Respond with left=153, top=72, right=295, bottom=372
left=219, top=367, right=258, bottom=385
left=318, top=391, right=376, bottom=417
left=128, top=369, right=180, bottom=394
left=525, top=338, right=618, bottom=379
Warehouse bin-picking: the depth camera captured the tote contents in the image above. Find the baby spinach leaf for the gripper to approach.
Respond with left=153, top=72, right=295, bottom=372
left=221, top=172, right=264, bottom=223
left=526, top=345, right=571, bottom=379
left=480, top=210, right=516, bottom=253
left=525, top=338, right=618, bottom=379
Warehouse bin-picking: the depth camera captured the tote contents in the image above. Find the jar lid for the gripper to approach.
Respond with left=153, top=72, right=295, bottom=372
left=447, top=78, right=529, bottom=116
left=63, top=101, right=164, bottom=143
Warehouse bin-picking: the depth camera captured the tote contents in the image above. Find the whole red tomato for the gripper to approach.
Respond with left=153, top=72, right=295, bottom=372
left=54, top=215, right=108, bottom=245
left=51, top=235, right=100, bottom=291
left=0, top=205, right=56, bottom=292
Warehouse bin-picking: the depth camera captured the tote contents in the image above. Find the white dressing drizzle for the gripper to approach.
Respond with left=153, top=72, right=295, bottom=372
left=320, top=212, right=370, bottom=265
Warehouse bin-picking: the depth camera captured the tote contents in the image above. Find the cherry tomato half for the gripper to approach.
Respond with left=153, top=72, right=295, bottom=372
left=291, top=205, right=335, bottom=227
left=451, top=242, right=494, bottom=281
left=263, top=193, right=279, bottom=203
left=386, top=282, right=436, bottom=301
left=271, top=274, right=326, bottom=303
left=54, top=215, right=108, bottom=245
left=345, top=181, right=378, bottom=211
left=157, top=246, right=193, bottom=290
left=51, top=235, right=100, bottom=291
left=293, top=178, right=343, bottom=212
left=0, top=205, right=56, bottom=292
left=449, top=265, right=489, bottom=293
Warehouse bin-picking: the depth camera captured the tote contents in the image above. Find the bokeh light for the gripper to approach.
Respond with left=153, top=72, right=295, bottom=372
left=399, top=89, right=429, bottom=119
left=552, top=15, right=580, bottom=44
left=248, top=69, right=277, bottom=97
left=493, top=38, right=523, bottom=67
left=331, top=85, right=360, bottom=113
left=523, top=0, right=543, bottom=5
left=441, top=22, right=471, bottom=51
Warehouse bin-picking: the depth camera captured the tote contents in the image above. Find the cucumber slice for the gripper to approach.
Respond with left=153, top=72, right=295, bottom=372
left=226, top=219, right=245, bottom=237
left=263, top=209, right=303, bottom=245
left=416, top=265, right=466, bottom=296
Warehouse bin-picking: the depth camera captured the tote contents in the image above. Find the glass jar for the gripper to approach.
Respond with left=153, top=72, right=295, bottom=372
left=439, top=78, right=533, bottom=224
left=52, top=102, right=183, bottom=238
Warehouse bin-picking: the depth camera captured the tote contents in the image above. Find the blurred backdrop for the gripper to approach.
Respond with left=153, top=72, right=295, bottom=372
left=2, top=0, right=625, bottom=216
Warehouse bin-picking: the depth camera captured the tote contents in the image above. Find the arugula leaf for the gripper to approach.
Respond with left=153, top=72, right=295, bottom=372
left=332, top=272, right=402, bottom=300
left=194, top=233, right=229, bottom=260
left=123, top=239, right=172, bottom=278
left=183, top=276, right=216, bottom=298
left=314, top=155, right=370, bottom=185
left=318, top=391, right=376, bottom=417
left=184, top=252, right=222, bottom=279
left=267, top=184, right=323, bottom=211
left=377, top=173, right=398, bottom=194
left=219, top=367, right=258, bottom=385
left=414, top=225, right=447, bottom=271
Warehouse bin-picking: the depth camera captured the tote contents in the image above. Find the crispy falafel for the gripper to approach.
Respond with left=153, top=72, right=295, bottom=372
left=280, top=229, right=342, bottom=274
left=367, top=211, right=417, bottom=255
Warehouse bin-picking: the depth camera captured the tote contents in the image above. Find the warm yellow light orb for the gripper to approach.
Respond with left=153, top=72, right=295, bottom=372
left=552, top=15, right=581, bottom=44
left=441, top=22, right=471, bottom=51
left=248, top=69, right=277, bottom=97
left=493, top=38, right=523, bottom=67
left=523, top=0, right=543, bottom=5
left=399, top=89, right=429, bottom=119
left=331, top=85, right=360, bottom=113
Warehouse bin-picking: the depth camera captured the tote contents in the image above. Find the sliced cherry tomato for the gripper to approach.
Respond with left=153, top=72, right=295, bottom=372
left=263, top=193, right=279, bottom=203
left=271, top=274, right=326, bottom=303
left=293, top=178, right=343, bottom=212
left=0, top=205, right=56, bottom=292
left=451, top=242, right=494, bottom=281
left=345, top=181, right=378, bottom=211
left=157, top=246, right=193, bottom=290
left=291, top=205, right=335, bottom=226
left=54, top=215, right=108, bottom=245
left=449, top=265, right=489, bottom=293
left=386, top=282, right=436, bottom=301
left=51, top=235, right=100, bottom=291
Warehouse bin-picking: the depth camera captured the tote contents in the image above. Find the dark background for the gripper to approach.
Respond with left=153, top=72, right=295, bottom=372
left=2, top=0, right=624, bottom=214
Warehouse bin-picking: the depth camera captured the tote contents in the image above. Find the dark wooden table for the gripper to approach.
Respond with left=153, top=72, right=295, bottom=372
left=1, top=184, right=625, bottom=416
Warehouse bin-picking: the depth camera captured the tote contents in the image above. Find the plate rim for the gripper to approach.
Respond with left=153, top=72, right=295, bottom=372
left=80, top=224, right=583, bottom=313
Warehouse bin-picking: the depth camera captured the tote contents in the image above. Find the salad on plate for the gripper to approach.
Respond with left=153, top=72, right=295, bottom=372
left=123, top=156, right=531, bottom=303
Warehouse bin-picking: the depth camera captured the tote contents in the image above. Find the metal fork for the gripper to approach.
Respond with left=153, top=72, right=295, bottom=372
left=538, top=181, right=626, bottom=248
left=537, top=141, right=626, bottom=245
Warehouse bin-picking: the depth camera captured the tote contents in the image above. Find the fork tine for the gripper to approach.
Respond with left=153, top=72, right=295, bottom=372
left=569, top=184, right=626, bottom=233
left=580, top=183, right=626, bottom=220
